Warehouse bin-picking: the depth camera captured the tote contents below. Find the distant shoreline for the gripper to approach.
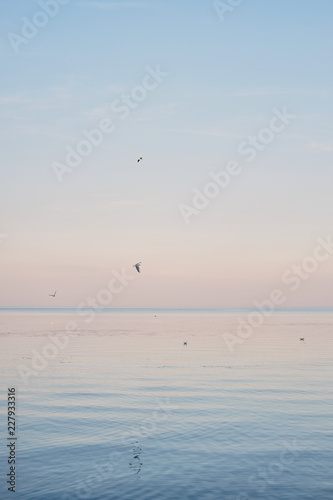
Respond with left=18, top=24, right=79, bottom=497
left=0, top=307, right=333, bottom=314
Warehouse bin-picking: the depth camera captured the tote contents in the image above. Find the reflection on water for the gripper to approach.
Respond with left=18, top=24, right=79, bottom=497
left=0, top=312, right=332, bottom=499
left=129, top=441, right=143, bottom=475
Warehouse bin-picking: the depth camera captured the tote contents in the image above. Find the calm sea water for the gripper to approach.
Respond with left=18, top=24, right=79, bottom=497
left=0, top=310, right=332, bottom=499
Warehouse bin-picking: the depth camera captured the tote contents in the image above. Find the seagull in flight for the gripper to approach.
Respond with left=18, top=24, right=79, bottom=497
left=137, top=157, right=143, bottom=163
left=133, top=262, right=142, bottom=273
left=49, top=291, right=57, bottom=297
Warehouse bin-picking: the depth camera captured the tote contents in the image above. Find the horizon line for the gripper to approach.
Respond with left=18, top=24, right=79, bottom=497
left=1, top=306, right=333, bottom=311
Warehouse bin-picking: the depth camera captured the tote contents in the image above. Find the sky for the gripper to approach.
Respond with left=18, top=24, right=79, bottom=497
left=1, top=0, right=333, bottom=308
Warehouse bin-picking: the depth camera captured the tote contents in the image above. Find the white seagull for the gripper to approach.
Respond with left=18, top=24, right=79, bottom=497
left=49, top=290, right=57, bottom=297
left=133, top=262, right=142, bottom=273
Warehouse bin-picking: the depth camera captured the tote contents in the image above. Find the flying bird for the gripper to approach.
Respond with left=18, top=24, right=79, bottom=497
left=183, top=341, right=187, bottom=346
left=137, top=157, right=143, bottom=163
left=299, top=337, right=305, bottom=341
left=49, top=291, right=57, bottom=297
left=133, top=262, right=142, bottom=273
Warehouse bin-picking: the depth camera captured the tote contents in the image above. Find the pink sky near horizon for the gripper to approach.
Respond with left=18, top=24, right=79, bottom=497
left=2, top=1, right=333, bottom=308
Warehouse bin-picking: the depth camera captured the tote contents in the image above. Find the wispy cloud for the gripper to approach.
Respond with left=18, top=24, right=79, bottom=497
left=74, top=1, right=150, bottom=9
left=103, top=200, right=140, bottom=209
left=46, top=200, right=140, bottom=212
left=106, top=84, right=126, bottom=94
left=131, top=102, right=181, bottom=123
left=81, top=105, right=110, bottom=119
left=185, top=89, right=329, bottom=100
left=170, top=128, right=240, bottom=139
left=0, top=94, right=30, bottom=105
left=306, top=141, right=333, bottom=152
left=0, top=88, right=73, bottom=112
left=47, top=86, right=72, bottom=100
left=220, top=89, right=329, bottom=98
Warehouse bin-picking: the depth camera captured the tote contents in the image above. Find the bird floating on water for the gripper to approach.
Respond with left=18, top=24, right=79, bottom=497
left=49, top=291, right=57, bottom=297
left=133, top=262, right=142, bottom=273
left=137, top=157, right=143, bottom=163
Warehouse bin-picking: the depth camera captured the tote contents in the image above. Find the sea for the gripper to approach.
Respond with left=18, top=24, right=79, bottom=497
left=0, top=308, right=332, bottom=500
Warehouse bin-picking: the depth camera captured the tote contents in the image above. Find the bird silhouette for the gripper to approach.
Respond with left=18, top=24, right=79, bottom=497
left=133, top=262, right=142, bottom=273
left=49, top=291, right=57, bottom=297
left=137, top=157, right=143, bottom=163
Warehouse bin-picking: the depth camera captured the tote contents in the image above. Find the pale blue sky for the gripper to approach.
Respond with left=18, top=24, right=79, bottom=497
left=1, top=0, right=333, bottom=307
